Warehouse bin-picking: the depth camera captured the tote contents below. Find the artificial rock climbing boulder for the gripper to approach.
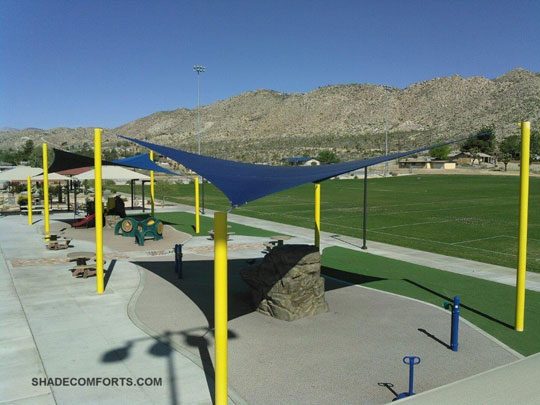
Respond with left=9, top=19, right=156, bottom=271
left=240, top=244, right=329, bottom=321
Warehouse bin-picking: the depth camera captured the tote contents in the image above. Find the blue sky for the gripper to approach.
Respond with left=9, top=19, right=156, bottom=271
left=1, top=0, right=539, bottom=129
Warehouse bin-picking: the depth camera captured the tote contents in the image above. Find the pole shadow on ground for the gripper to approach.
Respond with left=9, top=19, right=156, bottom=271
left=101, top=327, right=238, bottom=405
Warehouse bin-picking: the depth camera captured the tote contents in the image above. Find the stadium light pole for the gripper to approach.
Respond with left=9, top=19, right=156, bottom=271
left=194, top=64, right=206, bottom=214
left=384, top=101, right=389, bottom=177
left=361, top=166, right=368, bottom=250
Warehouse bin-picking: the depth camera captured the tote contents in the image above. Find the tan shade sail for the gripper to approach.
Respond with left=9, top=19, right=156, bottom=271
left=32, top=172, right=71, bottom=182
left=73, top=165, right=150, bottom=181
left=0, top=166, right=42, bottom=181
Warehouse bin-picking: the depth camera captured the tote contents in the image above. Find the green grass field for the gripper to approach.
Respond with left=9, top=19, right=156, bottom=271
left=322, top=246, right=540, bottom=356
left=118, top=174, right=540, bottom=272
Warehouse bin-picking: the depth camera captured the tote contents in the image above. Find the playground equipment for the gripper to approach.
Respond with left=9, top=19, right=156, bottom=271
left=395, top=355, right=421, bottom=400
left=134, top=217, right=164, bottom=246
left=174, top=243, right=183, bottom=279
left=72, top=213, right=97, bottom=228
left=114, top=216, right=164, bottom=246
left=443, top=295, right=461, bottom=352
left=114, top=217, right=139, bottom=237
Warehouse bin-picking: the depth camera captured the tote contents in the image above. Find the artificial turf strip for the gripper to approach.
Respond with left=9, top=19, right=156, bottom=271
left=156, top=211, right=277, bottom=237
left=115, top=175, right=540, bottom=272
left=321, top=246, right=540, bottom=356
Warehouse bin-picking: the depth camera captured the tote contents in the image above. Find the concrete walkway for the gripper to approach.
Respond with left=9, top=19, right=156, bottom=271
left=0, top=215, right=220, bottom=404
left=154, top=202, right=540, bottom=292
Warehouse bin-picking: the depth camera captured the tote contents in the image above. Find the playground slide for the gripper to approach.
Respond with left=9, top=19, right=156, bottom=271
left=71, top=213, right=96, bottom=228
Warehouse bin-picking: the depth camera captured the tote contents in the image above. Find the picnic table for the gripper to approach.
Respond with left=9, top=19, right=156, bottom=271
left=46, top=234, right=72, bottom=250
left=263, top=235, right=292, bottom=252
left=270, top=235, right=292, bottom=246
left=67, top=251, right=95, bottom=265
left=67, top=251, right=101, bottom=278
left=208, top=225, right=234, bottom=240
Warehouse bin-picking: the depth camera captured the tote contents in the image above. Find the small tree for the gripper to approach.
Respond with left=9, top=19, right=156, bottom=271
left=317, top=150, right=340, bottom=164
left=22, top=139, right=34, bottom=159
left=499, top=135, right=520, bottom=159
left=501, top=153, right=511, bottom=171
left=429, top=145, right=451, bottom=160
left=461, top=126, right=496, bottom=155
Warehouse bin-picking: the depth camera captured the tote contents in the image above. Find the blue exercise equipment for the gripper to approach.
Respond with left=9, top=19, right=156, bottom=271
left=395, top=355, right=421, bottom=399
left=174, top=244, right=183, bottom=279
left=444, top=295, right=461, bottom=352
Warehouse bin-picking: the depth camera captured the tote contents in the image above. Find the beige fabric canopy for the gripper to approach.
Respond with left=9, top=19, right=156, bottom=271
left=32, top=172, right=71, bottom=182
left=73, top=165, right=150, bottom=181
left=0, top=166, right=42, bottom=181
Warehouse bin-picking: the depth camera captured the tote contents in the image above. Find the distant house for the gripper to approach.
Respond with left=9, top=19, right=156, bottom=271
left=399, top=157, right=455, bottom=170
left=283, top=156, right=320, bottom=166
left=398, top=157, right=432, bottom=169
left=477, top=152, right=495, bottom=164
left=431, top=160, right=456, bottom=170
left=448, top=151, right=495, bottom=165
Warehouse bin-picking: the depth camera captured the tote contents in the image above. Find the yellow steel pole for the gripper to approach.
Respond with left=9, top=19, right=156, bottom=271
left=42, top=143, right=50, bottom=238
left=314, top=182, right=321, bottom=248
left=27, top=176, right=32, bottom=225
left=194, top=176, right=200, bottom=234
left=214, top=211, right=228, bottom=405
left=515, top=121, right=530, bottom=331
left=94, top=128, right=105, bottom=295
left=150, top=151, right=155, bottom=216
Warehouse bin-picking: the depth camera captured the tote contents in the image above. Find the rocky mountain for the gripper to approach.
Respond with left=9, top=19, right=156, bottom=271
left=1, top=68, right=539, bottom=163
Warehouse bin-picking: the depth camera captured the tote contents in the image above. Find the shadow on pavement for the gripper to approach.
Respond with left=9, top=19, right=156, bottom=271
left=377, top=382, right=398, bottom=400
left=101, top=327, right=238, bottom=405
left=104, top=259, right=117, bottom=291
left=418, top=327, right=451, bottom=350
left=133, top=258, right=380, bottom=328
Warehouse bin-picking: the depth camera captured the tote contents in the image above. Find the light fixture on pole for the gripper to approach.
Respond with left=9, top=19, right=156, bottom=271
left=193, top=64, right=206, bottom=213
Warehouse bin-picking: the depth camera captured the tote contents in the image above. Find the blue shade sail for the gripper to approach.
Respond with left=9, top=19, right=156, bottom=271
left=120, top=135, right=459, bottom=207
left=113, top=154, right=178, bottom=175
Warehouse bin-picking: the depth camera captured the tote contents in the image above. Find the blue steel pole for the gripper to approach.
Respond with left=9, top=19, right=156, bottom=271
left=408, top=360, right=414, bottom=395
left=174, top=244, right=183, bottom=279
left=451, top=295, right=461, bottom=352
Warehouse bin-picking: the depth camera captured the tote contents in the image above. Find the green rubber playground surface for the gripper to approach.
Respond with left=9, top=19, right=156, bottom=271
left=124, top=174, right=540, bottom=272
left=321, top=246, right=540, bottom=356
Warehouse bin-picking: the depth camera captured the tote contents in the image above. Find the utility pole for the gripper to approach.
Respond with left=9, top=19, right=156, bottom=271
left=193, top=64, right=206, bottom=213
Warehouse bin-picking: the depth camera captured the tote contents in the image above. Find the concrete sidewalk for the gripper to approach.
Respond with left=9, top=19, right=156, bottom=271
left=153, top=202, right=540, bottom=292
left=0, top=215, right=222, bottom=404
